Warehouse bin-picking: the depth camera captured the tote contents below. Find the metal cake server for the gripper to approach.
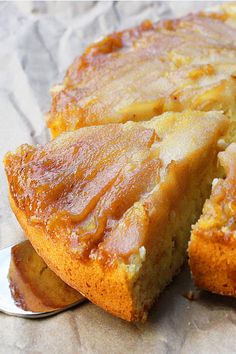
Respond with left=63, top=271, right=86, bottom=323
left=0, top=241, right=86, bottom=318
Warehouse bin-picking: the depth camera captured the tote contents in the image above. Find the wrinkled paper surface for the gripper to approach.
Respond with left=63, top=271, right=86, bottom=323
left=0, top=2, right=235, bottom=353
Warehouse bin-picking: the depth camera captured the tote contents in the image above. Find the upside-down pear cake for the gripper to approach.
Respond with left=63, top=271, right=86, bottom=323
left=5, top=111, right=227, bottom=321
left=47, top=4, right=236, bottom=141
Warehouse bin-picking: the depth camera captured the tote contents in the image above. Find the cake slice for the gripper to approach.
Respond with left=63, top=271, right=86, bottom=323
left=48, top=4, right=236, bottom=139
left=8, top=241, right=84, bottom=312
left=4, top=111, right=227, bottom=321
left=189, top=143, right=236, bottom=297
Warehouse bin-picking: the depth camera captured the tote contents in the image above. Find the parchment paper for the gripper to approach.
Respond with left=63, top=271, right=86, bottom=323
left=0, top=2, right=235, bottom=353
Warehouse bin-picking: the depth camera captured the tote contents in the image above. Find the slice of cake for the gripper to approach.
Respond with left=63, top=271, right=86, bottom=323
left=4, top=111, right=227, bottom=321
left=9, top=240, right=84, bottom=312
left=189, top=143, right=236, bottom=297
left=47, top=4, right=236, bottom=139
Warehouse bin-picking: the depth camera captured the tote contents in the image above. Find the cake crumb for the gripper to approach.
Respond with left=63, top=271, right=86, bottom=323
left=183, top=290, right=199, bottom=301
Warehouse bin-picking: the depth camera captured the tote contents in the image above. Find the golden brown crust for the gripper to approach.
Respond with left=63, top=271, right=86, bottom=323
left=9, top=194, right=139, bottom=321
left=189, top=231, right=236, bottom=297
left=189, top=142, right=236, bottom=297
left=48, top=4, right=236, bottom=138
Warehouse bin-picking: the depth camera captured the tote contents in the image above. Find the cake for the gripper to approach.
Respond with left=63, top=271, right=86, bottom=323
left=189, top=143, right=236, bottom=297
left=9, top=240, right=84, bottom=312
left=4, top=110, right=228, bottom=321
left=47, top=4, right=236, bottom=140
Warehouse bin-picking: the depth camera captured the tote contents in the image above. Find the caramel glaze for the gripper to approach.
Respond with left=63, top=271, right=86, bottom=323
left=5, top=124, right=161, bottom=265
left=10, top=280, right=27, bottom=311
left=64, top=13, right=232, bottom=87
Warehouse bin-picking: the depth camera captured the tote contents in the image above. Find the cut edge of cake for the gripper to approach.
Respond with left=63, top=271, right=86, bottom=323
left=189, top=142, right=236, bottom=298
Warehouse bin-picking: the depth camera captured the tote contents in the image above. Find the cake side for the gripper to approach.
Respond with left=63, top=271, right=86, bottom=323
left=189, top=143, right=236, bottom=297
